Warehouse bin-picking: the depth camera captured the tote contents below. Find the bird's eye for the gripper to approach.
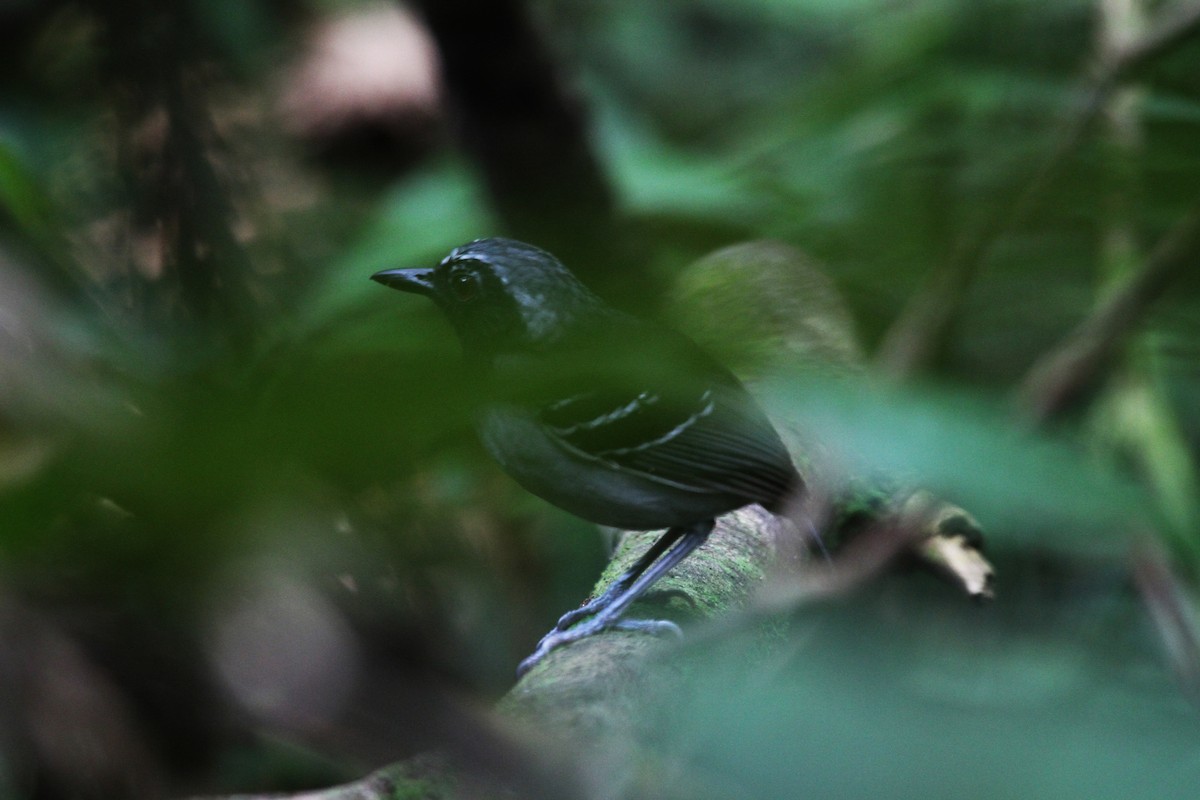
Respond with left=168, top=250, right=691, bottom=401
left=450, top=271, right=479, bottom=301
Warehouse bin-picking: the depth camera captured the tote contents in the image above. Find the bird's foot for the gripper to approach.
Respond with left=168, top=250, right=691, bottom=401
left=516, top=615, right=684, bottom=677
left=553, top=588, right=617, bottom=632
left=518, top=523, right=712, bottom=677
left=552, top=579, right=686, bottom=633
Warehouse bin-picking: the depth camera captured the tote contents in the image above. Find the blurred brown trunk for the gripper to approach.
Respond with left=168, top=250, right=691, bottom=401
left=409, top=0, right=632, bottom=301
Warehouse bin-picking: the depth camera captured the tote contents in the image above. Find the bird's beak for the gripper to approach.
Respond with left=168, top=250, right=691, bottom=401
left=371, top=267, right=436, bottom=296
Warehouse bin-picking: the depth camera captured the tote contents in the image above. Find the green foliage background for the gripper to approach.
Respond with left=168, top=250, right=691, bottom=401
left=0, top=0, right=1198, bottom=797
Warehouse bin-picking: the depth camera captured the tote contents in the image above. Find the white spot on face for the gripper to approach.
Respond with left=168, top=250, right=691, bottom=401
left=509, top=286, right=561, bottom=341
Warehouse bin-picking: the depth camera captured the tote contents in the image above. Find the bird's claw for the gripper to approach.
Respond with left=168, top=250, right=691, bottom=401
left=516, top=615, right=684, bottom=677
left=554, top=602, right=598, bottom=632
left=610, top=618, right=683, bottom=637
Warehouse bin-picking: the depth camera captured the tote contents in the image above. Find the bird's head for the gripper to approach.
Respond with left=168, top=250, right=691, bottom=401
left=372, top=238, right=602, bottom=357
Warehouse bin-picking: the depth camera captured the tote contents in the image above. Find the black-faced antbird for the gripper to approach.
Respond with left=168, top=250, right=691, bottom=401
left=373, top=238, right=801, bottom=676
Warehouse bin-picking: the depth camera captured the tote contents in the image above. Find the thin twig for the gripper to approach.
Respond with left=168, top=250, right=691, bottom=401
left=1131, top=538, right=1200, bottom=705
left=1018, top=200, right=1200, bottom=423
left=877, top=0, right=1200, bottom=378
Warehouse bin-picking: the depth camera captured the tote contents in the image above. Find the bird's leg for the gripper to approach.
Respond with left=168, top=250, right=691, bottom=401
left=551, top=526, right=686, bottom=632
left=517, top=520, right=714, bottom=676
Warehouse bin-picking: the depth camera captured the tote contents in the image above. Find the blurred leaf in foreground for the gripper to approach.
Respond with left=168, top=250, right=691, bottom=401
left=762, top=373, right=1154, bottom=556
left=669, top=585, right=1198, bottom=800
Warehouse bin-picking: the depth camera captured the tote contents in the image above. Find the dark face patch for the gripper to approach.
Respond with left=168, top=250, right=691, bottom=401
left=427, top=255, right=525, bottom=355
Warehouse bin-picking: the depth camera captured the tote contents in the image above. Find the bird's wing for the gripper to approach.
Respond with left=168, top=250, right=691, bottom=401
left=537, top=380, right=798, bottom=504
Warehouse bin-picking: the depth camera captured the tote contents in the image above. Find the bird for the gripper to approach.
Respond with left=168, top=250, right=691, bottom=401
left=372, top=238, right=801, bottom=676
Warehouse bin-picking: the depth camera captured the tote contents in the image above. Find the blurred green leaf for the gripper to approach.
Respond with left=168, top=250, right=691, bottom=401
left=292, top=161, right=495, bottom=338
left=763, top=374, right=1152, bottom=553
left=0, top=136, right=54, bottom=239
left=672, top=592, right=1198, bottom=800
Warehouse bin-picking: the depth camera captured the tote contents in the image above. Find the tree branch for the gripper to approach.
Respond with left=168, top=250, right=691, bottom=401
left=193, top=506, right=798, bottom=800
